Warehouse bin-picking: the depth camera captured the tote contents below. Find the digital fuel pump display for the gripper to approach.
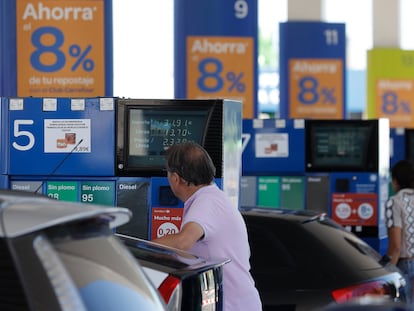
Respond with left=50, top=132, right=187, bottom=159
left=126, top=109, right=209, bottom=170
left=116, top=99, right=225, bottom=177
left=128, top=110, right=208, bottom=156
left=312, top=127, right=369, bottom=167
left=305, top=120, right=379, bottom=172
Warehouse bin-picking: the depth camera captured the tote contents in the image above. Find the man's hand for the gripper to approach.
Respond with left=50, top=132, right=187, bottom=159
left=152, top=221, right=204, bottom=251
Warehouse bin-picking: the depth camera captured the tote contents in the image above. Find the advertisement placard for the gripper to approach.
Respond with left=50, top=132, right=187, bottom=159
left=367, top=48, right=414, bottom=128
left=279, top=22, right=346, bottom=119
left=151, top=207, right=183, bottom=240
left=175, top=0, right=258, bottom=118
left=0, top=0, right=112, bottom=97
left=332, top=193, right=378, bottom=226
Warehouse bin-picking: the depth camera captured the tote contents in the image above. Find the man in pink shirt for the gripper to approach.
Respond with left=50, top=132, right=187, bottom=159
left=153, top=142, right=262, bottom=311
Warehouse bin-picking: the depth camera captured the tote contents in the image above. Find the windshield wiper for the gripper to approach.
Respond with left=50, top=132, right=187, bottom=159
left=301, top=213, right=327, bottom=224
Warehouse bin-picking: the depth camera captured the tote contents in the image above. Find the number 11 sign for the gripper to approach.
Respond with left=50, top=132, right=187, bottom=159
left=279, top=21, right=346, bottom=120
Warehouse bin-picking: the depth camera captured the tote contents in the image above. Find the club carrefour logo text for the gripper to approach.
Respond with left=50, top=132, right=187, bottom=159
left=22, top=2, right=97, bottom=21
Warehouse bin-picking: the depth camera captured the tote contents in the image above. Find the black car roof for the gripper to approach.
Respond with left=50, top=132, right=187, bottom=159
left=241, top=206, right=328, bottom=223
left=117, top=233, right=230, bottom=274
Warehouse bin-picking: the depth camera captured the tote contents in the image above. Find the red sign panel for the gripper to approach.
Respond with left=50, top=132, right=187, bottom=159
left=332, top=193, right=378, bottom=226
left=151, top=207, right=184, bottom=240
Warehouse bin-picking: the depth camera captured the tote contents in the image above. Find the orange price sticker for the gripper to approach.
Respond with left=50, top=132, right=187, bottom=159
left=376, top=79, right=414, bottom=128
left=289, top=59, right=343, bottom=119
left=187, top=36, right=254, bottom=118
left=16, top=0, right=105, bottom=97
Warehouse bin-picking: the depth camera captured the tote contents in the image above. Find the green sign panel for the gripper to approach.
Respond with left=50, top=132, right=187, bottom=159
left=280, top=176, right=304, bottom=210
left=47, top=181, right=79, bottom=202
left=80, top=181, right=115, bottom=206
left=257, top=176, right=280, bottom=208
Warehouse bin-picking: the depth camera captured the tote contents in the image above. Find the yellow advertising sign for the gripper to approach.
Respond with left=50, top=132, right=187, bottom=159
left=367, top=49, right=414, bottom=128
left=16, top=0, right=105, bottom=97
left=289, top=59, right=343, bottom=119
left=186, top=36, right=254, bottom=118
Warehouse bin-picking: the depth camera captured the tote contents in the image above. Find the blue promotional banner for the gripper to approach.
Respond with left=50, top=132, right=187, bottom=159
left=0, top=0, right=113, bottom=97
left=8, top=97, right=116, bottom=176
left=174, top=0, right=258, bottom=118
left=279, top=21, right=346, bottom=119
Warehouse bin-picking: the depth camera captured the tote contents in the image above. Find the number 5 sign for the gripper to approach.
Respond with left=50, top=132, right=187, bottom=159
left=8, top=97, right=115, bottom=176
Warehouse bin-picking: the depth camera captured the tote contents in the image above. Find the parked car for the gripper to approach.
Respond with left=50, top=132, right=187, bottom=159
left=241, top=207, right=407, bottom=311
left=321, top=296, right=412, bottom=311
left=0, top=189, right=167, bottom=311
left=117, top=233, right=229, bottom=311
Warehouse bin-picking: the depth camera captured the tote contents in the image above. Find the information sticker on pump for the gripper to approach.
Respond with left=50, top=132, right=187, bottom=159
left=289, top=58, right=343, bottom=119
left=16, top=0, right=105, bottom=97
left=44, top=119, right=91, bottom=153
left=186, top=36, right=254, bottom=117
left=151, top=207, right=183, bottom=240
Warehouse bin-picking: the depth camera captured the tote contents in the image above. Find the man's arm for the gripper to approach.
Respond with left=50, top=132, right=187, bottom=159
left=152, top=221, right=204, bottom=251
left=387, top=226, right=402, bottom=265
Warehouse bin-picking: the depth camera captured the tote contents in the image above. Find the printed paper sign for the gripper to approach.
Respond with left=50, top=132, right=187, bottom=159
left=44, top=119, right=91, bottom=153
left=255, top=133, right=288, bottom=158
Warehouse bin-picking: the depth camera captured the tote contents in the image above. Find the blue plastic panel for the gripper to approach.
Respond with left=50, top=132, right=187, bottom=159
left=0, top=98, right=8, bottom=174
left=242, top=118, right=305, bottom=175
left=174, top=0, right=258, bottom=118
left=279, top=21, right=346, bottom=119
left=390, top=128, right=406, bottom=167
left=8, top=97, right=115, bottom=176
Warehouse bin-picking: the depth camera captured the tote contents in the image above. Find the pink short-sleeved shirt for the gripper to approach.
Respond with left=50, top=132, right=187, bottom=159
left=182, top=183, right=262, bottom=311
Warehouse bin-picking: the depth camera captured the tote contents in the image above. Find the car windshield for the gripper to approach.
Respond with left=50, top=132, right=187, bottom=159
left=46, top=218, right=166, bottom=311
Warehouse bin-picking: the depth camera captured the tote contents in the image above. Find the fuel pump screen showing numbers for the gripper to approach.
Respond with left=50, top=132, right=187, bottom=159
left=127, top=109, right=209, bottom=168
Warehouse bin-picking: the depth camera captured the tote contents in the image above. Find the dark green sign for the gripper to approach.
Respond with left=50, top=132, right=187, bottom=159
left=80, top=181, right=115, bottom=206
left=281, top=176, right=304, bottom=210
